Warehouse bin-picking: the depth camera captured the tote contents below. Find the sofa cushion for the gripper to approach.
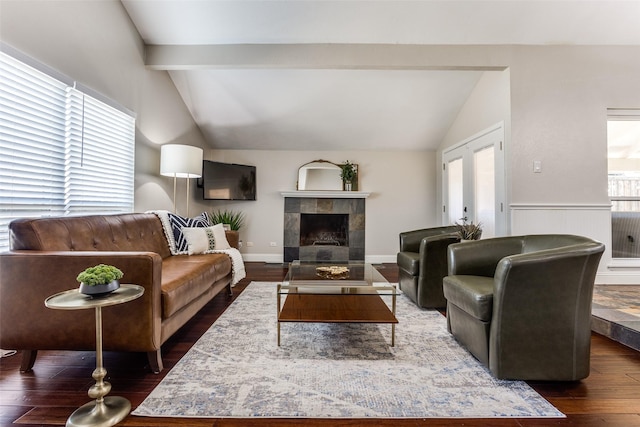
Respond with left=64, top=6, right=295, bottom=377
left=167, top=212, right=211, bottom=254
left=210, top=223, right=231, bottom=249
left=397, top=251, right=420, bottom=275
left=443, top=275, right=494, bottom=322
left=160, top=253, right=232, bottom=318
left=152, top=210, right=212, bottom=255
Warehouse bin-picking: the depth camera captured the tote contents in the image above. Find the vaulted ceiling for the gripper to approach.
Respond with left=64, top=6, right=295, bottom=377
left=121, top=1, right=640, bottom=151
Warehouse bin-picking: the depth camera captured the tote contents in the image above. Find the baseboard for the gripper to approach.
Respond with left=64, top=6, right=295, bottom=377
left=241, top=253, right=284, bottom=263
left=365, top=255, right=397, bottom=264
left=596, top=271, right=640, bottom=284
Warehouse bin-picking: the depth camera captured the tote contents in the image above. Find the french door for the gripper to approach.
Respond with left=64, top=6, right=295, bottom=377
left=442, top=123, right=506, bottom=238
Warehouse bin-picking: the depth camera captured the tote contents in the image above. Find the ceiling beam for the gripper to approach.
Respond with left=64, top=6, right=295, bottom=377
left=145, top=43, right=510, bottom=71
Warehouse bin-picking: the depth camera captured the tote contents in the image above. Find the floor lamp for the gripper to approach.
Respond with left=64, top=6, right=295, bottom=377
left=160, top=144, right=203, bottom=217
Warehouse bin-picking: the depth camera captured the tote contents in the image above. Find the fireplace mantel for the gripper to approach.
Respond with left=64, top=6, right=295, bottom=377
left=280, top=191, right=371, bottom=198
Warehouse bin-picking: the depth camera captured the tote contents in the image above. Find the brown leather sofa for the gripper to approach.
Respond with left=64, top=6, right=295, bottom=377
left=397, top=226, right=460, bottom=308
left=0, top=213, right=239, bottom=373
left=443, top=234, right=605, bottom=381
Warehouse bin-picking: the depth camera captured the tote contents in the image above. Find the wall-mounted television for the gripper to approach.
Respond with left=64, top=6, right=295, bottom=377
left=200, top=160, right=257, bottom=201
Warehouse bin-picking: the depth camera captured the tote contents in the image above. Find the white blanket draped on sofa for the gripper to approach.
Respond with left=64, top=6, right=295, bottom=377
left=150, top=210, right=246, bottom=286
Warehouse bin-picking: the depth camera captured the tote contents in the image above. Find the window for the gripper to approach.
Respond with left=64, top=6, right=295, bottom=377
left=607, top=110, right=640, bottom=259
left=0, top=50, right=135, bottom=251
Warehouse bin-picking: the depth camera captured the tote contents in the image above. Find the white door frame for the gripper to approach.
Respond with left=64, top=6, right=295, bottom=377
left=442, top=122, right=507, bottom=237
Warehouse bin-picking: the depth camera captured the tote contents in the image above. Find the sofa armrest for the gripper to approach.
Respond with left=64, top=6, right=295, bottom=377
left=447, top=237, right=524, bottom=277
left=0, top=250, right=163, bottom=353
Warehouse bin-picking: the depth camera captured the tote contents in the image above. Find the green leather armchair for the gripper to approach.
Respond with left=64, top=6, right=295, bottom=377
left=443, top=234, right=605, bottom=381
left=397, top=226, right=460, bottom=308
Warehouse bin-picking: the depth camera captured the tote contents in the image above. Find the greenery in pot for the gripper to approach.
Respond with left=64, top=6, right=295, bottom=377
left=207, top=209, right=245, bottom=231
left=340, top=161, right=356, bottom=183
left=76, top=264, right=124, bottom=286
left=454, top=219, right=483, bottom=240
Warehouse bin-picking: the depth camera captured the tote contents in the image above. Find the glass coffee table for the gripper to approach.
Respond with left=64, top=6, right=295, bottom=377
left=277, top=261, right=398, bottom=346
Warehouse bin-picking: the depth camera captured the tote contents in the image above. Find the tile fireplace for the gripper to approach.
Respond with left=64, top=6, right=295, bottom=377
left=282, top=193, right=368, bottom=262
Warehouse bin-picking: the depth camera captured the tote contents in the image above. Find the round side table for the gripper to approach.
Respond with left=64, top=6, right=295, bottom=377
left=45, top=284, right=144, bottom=427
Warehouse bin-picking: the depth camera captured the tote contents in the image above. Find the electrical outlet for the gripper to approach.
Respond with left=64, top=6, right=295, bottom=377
left=246, top=241, right=254, bottom=247
left=270, top=242, right=277, bottom=247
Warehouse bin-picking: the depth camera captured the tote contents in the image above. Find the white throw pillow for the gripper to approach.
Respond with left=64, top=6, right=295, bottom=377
left=182, top=223, right=231, bottom=254
left=182, top=227, right=216, bottom=255
left=211, top=223, right=231, bottom=250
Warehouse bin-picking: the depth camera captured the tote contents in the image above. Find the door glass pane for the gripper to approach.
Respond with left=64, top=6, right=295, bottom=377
left=447, top=157, right=464, bottom=225
left=474, top=146, right=495, bottom=238
left=608, top=117, right=640, bottom=258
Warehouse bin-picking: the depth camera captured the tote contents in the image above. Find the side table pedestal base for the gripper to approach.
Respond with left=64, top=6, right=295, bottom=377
left=66, top=396, right=131, bottom=427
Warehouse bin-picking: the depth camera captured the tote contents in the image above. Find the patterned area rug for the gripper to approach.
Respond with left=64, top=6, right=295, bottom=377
left=133, top=282, right=564, bottom=419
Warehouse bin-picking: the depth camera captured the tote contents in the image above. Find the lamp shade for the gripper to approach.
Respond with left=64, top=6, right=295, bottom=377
left=160, top=144, right=203, bottom=178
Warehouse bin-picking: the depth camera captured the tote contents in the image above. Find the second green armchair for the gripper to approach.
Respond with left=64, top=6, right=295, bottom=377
left=397, top=226, right=460, bottom=309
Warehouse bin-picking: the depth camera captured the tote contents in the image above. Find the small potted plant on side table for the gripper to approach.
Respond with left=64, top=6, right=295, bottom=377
left=77, top=264, right=124, bottom=296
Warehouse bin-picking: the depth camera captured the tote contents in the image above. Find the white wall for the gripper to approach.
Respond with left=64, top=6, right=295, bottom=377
left=203, top=150, right=436, bottom=262
left=0, top=0, right=208, bottom=215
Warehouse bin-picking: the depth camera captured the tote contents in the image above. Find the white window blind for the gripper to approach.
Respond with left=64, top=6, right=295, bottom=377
left=65, top=88, right=135, bottom=214
left=0, top=51, right=135, bottom=251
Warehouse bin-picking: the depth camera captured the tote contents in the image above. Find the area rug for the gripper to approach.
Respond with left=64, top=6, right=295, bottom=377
left=133, top=282, right=564, bottom=419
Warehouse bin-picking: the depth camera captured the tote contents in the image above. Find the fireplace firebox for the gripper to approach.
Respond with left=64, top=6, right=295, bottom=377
left=300, top=213, right=349, bottom=247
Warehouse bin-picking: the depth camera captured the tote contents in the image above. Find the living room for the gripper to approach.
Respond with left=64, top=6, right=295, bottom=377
left=2, top=1, right=640, bottom=281
left=1, top=1, right=640, bottom=426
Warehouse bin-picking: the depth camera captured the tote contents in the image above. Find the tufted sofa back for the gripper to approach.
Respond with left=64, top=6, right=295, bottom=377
left=9, top=213, right=172, bottom=259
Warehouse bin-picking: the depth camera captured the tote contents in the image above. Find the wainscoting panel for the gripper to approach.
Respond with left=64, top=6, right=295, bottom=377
left=510, top=203, right=640, bottom=284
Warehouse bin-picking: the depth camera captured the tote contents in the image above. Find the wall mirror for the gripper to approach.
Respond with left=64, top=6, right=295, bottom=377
left=297, top=159, right=358, bottom=191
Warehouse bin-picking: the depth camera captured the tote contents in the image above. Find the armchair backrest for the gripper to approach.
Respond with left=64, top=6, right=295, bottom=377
left=399, top=225, right=458, bottom=253
left=520, top=234, right=598, bottom=253
left=447, top=236, right=524, bottom=277
left=447, top=234, right=604, bottom=278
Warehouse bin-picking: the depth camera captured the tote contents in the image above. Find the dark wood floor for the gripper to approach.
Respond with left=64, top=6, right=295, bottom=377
left=2, top=262, right=640, bottom=427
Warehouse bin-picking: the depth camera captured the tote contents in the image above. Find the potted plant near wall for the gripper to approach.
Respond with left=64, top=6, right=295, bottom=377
left=454, top=219, right=483, bottom=241
left=77, top=264, right=124, bottom=296
left=207, top=209, right=246, bottom=231
left=340, top=161, right=356, bottom=191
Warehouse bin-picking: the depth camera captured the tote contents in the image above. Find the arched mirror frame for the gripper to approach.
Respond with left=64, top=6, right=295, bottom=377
left=296, top=159, right=358, bottom=191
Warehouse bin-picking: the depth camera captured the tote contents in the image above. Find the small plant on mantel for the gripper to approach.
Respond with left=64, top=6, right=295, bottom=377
left=208, top=209, right=245, bottom=231
left=454, top=219, right=483, bottom=241
left=340, top=161, right=356, bottom=184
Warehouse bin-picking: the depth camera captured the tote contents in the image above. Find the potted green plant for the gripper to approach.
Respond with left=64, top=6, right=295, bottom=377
left=77, top=264, right=124, bottom=296
left=207, top=209, right=245, bottom=231
left=340, top=161, right=356, bottom=191
left=454, top=219, right=483, bottom=241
